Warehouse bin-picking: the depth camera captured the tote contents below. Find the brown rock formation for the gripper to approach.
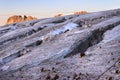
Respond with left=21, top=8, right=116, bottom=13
left=6, top=15, right=37, bottom=24
left=54, top=14, right=63, bottom=17
left=54, top=11, right=88, bottom=17
left=74, top=11, right=88, bottom=14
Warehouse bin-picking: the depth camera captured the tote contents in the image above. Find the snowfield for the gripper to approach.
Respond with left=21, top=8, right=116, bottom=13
left=0, top=9, right=120, bottom=80
left=49, top=23, right=78, bottom=35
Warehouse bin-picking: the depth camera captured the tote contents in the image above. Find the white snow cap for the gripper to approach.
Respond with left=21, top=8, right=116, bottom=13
left=49, top=23, right=78, bottom=35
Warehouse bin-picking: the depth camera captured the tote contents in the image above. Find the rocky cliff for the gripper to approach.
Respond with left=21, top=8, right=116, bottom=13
left=6, top=15, right=37, bottom=24
left=0, top=9, right=120, bottom=80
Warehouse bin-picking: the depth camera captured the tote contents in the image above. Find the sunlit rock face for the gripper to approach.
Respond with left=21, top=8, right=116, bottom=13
left=54, top=11, right=88, bottom=17
left=74, top=11, right=88, bottom=14
left=6, top=15, right=37, bottom=24
left=54, top=14, right=63, bottom=17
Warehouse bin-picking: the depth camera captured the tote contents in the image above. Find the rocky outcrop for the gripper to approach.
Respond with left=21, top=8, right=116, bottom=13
left=0, top=9, right=120, bottom=80
left=54, top=14, right=63, bottom=17
left=6, top=15, right=37, bottom=24
left=54, top=11, right=88, bottom=17
left=74, top=11, right=88, bottom=14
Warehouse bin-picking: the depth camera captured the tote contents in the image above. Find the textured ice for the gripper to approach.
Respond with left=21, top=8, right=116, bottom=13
left=1, top=66, right=9, bottom=71
left=9, top=25, right=17, bottom=30
left=103, top=25, right=120, bottom=42
left=49, top=23, right=78, bottom=35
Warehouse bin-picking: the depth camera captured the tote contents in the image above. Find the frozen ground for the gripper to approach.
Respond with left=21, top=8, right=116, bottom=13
left=0, top=9, right=120, bottom=80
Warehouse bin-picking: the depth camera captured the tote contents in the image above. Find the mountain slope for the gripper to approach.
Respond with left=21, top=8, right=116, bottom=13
left=0, top=9, right=120, bottom=80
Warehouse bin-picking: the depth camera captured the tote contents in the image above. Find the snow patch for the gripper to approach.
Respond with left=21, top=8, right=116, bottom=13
left=74, top=29, right=89, bottom=34
left=49, top=23, right=78, bottom=35
left=1, top=65, right=9, bottom=71
left=9, top=25, right=17, bottom=30
left=103, top=25, right=120, bottom=42
left=38, top=23, right=78, bottom=41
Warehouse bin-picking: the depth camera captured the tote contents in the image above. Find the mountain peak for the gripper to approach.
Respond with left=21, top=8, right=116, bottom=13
left=6, top=15, right=37, bottom=25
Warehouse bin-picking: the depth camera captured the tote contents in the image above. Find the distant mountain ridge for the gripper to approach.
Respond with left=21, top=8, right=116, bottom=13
left=6, top=11, right=87, bottom=25
left=6, top=15, right=37, bottom=24
left=54, top=11, right=88, bottom=17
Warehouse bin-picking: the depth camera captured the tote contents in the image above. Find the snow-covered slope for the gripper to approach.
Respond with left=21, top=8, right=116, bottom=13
left=0, top=9, right=120, bottom=80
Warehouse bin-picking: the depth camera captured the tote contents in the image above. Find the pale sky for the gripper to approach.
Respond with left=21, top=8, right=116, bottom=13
left=0, top=0, right=120, bottom=26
